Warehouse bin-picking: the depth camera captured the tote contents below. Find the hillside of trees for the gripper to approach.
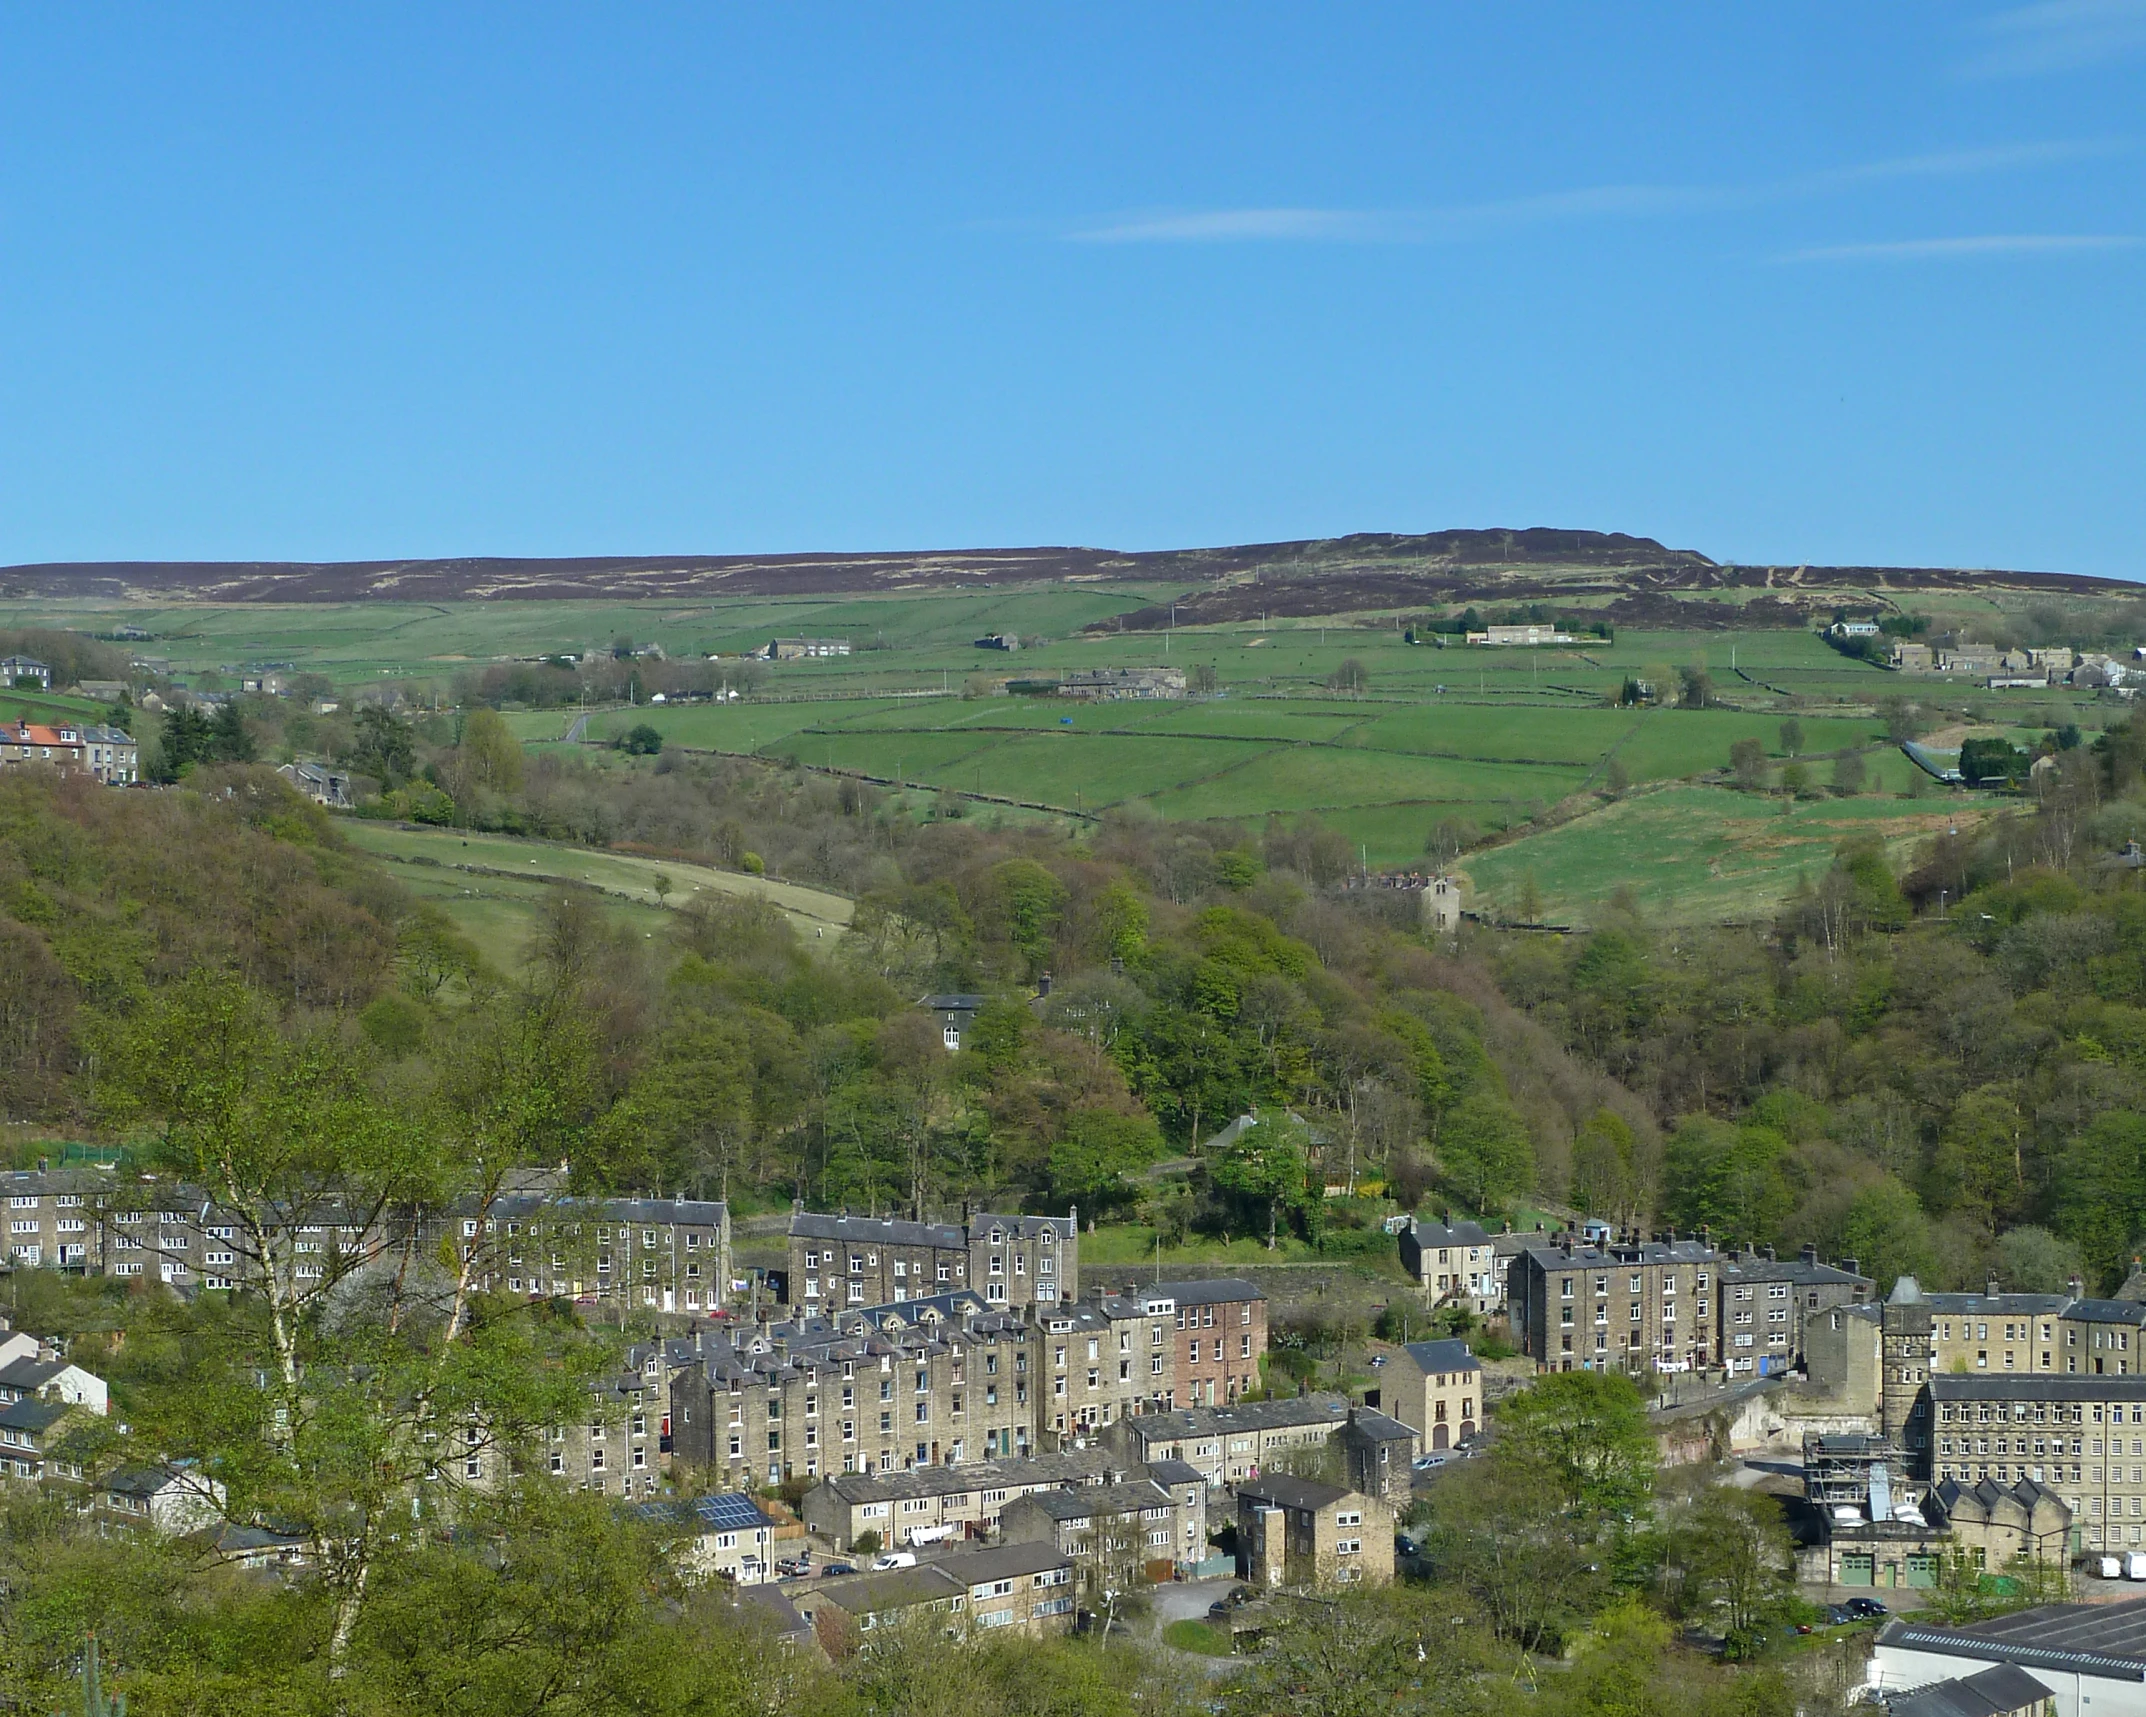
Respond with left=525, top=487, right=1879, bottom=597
left=6, top=707, right=2146, bottom=1709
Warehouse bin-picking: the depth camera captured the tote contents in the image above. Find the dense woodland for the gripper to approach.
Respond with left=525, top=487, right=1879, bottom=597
left=4, top=699, right=2146, bottom=1709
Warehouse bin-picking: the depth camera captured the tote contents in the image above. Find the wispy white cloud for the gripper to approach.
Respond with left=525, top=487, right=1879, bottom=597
left=1962, top=0, right=2146, bottom=78
left=1782, top=233, right=2142, bottom=261
left=1810, top=138, right=2124, bottom=183
left=1062, top=139, right=2124, bottom=244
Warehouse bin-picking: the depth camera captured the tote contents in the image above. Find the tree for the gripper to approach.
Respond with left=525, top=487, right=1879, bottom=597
left=1189, top=663, right=1218, bottom=694
left=1990, top=1225, right=2087, bottom=1294
left=1438, top=1092, right=1533, bottom=1216
left=1514, top=872, right=1544, bottom=924
left=987, top=858, right=1066, bottom=977
left=1832, top=750, right=1867, bottom=796
left=1220, top=1583, right=1487, bottom=1717
left=1662, top=1118, right=1792, bottom=1246
left=1930, top=1084, right=2027, bottom=1225
left=347, top=705, right=416, bottom=788
left=1603, top=757, right=1630, bottom=796
left=397, top=908, right=481, bottom=1000
left=457, top=706, right=526, bottom=796
left=1426, top=1454, right=1610, bottom=1650
left=1678, top=666, right=1714, bottom=709
left=94, top=973, right=612, bottom=1675
left=1880, top=694, right=1927, bottom=744
left=1778, top=718, right=1804, bottom=757
left=1571, top=1109, right=1643, bottom=1228
left=1046, top=1108, right=1163, bottom=1217
left=1495, top=1370, right=1656, bottom=1520
left=1670, top=1489, right=1797, bottom=1657
left=1327, top=658, right=1368, bottom=695
left=619, top=723, right=664, bottom=756
left=1210, top=1113, right=1315, bottom=1247
left=1780, top=760, right=1812, bottom=798
left=1836, top=1176, right=1941, bottom=1292
left=1729, top=737, right=1768, bottom=791
left=209, top=701, right=256, bottom=763
left=1961, top=738, right=2028, bottom=785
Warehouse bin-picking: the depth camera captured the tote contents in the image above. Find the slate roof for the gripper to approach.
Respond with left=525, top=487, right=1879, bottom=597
left=2061, top=1299, right=2146, bottom=1326
left=1112, top=1393, right=1359, bottom=1444
left=1237, top=1473, right=1350, bottom=1512
left=808, top=1564, right=963, bottom=1614
left=942, top=1539, right=1074, bottom=1587
left=1930, top=1376, right=2146, bottom=1403
left=1343, top=1408, right=1417, bottom=1444
left=1007, top=1480, right=1171, bottom=1521
left=1401, top=1338, right=1480, bottom=1376
left=0, top=1398, right=69, bottom=1433
left=1151, top=1277, right=1265, bottom=1306
left=813, top=1449, right=1115, bottom=1506
left=1147, top=1459, right=1208, bottom=1490
left=788, top=1212, right=965, bottom=1249
left=1408, top=1218, right=1493, bottom=1248
left=1892, top=1665, right=2053, bottom=1717
left=1923, top=1292, right=2073, bottom=1318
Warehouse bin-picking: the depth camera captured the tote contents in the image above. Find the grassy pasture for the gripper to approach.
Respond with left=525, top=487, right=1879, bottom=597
left=1460, top=784, right=1991, bottom=928
left=340, top=823, right=853, bottom=957
left=2, top=579, right=2111, bottom=913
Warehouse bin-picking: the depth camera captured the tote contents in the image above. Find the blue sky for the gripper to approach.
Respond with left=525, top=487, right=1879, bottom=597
left=1, top=6, right=2142, bottom=575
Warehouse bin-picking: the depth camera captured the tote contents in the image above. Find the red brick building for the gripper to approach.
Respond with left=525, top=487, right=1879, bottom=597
left=1158, top=1278, right=1266, bottom=1406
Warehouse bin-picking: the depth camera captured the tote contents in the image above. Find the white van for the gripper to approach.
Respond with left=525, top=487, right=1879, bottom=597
left=2125, top=1551, right=2146, bottom=1581
left=2101, top=1556, right=2125, bottom=1579
left=871, top=1552, right=917, bottom=1571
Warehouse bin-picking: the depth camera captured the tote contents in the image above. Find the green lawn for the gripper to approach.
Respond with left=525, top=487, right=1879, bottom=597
left=1161, top=1620, right=1235, bottom=1657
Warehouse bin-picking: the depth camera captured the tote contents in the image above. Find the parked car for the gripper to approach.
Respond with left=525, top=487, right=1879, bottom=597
left=1412, top=1454, right=1448, bottom=1471
left=1208, top=1600, right=1233, bottom=1621
left=1395, top=1534, right=1420, bottom=1559
left=1822, top=1604, right=1854, bottom=1625
left=822, top=1562, right=858, bottom=1577
left=871, top=1552, right=917, bottom=1572
left=775, top=1555, right=812, bottom=1578
left=1369, top=1355, right=1388, bottom=1368
left=1844, top=1597, right=1888, bottom=1620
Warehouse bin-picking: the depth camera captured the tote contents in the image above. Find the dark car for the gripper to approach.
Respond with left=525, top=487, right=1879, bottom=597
left=1844, top=1597, right=1888, bottom=1620
left=1823, top=1604, right=1854, bottom=1625
left=822, top=1562, right=858, bottom=1577
left=1395, top=1534, right=1420, bottom=1559
left=1208, top=1599, right=1233, bottom=1621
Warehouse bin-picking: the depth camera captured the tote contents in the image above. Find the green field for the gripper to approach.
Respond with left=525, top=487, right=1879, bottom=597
left=1, top=581, right=2099, bottom=914
left=340, top=824, right=853, bottom=967
left=1460, top=784, right=1989, bottom=928
left=552, top=684, right=1906, bottom=863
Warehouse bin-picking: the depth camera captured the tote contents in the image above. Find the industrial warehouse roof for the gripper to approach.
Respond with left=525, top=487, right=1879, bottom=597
left=1880, top=1597, right=2146, bottom=1680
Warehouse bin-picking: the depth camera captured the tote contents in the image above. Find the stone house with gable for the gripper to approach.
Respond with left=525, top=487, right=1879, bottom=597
left=1235, top=1474, right=1395, bottom=1589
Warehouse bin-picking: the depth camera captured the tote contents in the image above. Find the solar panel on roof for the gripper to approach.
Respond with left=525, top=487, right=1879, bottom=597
left=692, top=1493, right=768, bottom=1531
